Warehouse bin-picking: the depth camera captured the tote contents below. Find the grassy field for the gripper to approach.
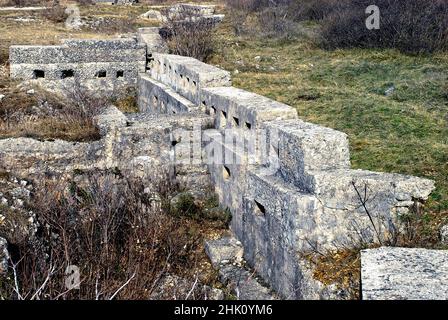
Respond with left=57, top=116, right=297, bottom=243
left=210, top=19, right=448, bottom=231
left=0, top=2, right=447, bottom=236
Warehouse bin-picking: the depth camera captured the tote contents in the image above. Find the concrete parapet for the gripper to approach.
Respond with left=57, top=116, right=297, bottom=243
left=200, top=86, right=298, bottom=130
left=138, top=73, right=196, bottom=114
left=148, top=53, right=231, bottom=104
left=9, top=38, right=146, bottom=89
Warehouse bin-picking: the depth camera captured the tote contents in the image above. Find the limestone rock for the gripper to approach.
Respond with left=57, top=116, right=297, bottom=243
left=440, top=225, right=448, bottom=244
left=149, top=274, right=224, bottom=300
left=205, top=236, right=244, bottom=268
left=94, top=105, right=128, bottom=135
left=0, top=237, right=8, bottom=276
left=205, top=236, right=276, bottom=300
left=361, top=247, right=448, bottom=300
left=140, top=10, right=163, bottom=21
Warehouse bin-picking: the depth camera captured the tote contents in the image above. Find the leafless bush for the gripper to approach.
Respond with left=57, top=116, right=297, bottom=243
left=0, top=171, right=226, bottom=299
left=319, top=0, right=448, bottom=54
left=42, top=4, right=69, bottom=24
left=0, top=81, right=102, bottom=142
left=225, top=0, right=293, bottom=12
left=225, top=0, right=298, bottom=38
left=161, top=7, right=216, bottom=62
left=63, top=80, right=109, bottom=121
left=285, top=0, right=340, bottom=22
left=257, top=6, right=297, bottom=38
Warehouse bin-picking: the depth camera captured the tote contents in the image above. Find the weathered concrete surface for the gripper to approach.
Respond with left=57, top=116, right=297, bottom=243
left=201, top=87, right=298, bottom=130
left=304, top=169, right=435, bottom=250
left=0, top=137, right=94, bottom=177
left=441, top=225, right=448, bottom=244
left=149, top=53, right=231, bottom=104
left=266, top=119, right=351, bottom=189
left=9, top=38, right=146, bottom=91
left=205, top=236, right=244, bottom=268
left=141, top=3, right=224, bottom=24
left=138, top=73, right=196, bottom=114
left=205, top=236, right=277, bottom=300
left=137, top=27, right=168, bottom=54
left=361, top=247, right=448, bottom=300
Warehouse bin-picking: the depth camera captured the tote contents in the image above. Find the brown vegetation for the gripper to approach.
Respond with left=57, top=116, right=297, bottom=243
left=319, top=0, right=448, bottom=54
left=0, top=171, right=229, bottom=299
left=0, top=76, right=103, bottom=142
left=304, top=248, right=362, bottom=300
left=161, top=7, right=217, bottom=62
left=41, top=4, right=68, bottom=24
left=224, top=0, right=448, bottom=54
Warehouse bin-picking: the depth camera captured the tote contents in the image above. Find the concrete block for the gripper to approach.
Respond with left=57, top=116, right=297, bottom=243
left=149, top=53, right=231, bottom=104
left=200, top=86, right=297, bottom=130
left=361, top=247, right=448, bottom=300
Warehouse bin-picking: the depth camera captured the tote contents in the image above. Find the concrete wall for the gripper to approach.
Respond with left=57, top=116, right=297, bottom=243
left=137, top=53, right=435, bottom=299
left=7, top=36, right=437, bottom=299
left=148, top=53, right=231, bottom=105
left=9, top=38, right=146, bottom=90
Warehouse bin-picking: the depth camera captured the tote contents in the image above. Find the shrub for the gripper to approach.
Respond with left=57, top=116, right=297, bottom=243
left=288, top=0, right=340, bottom=22
left=225, top=0, right=298, bottom=38
left=42, top=5, right=69, bottom=24
left=161, top=6, right=217, bottom=61
left=257, top=6, right=297, bottom=38
left=319, top=0, right=448, bottom=54
left=0, top=171, right=226, bottom=299
left=0, top=81, right=103, bottom=142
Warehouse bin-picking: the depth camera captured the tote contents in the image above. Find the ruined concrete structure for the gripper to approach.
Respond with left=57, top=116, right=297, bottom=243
left=361, top=247, right=448, bottom=300
left=9, top=38, right=146, bottom=91
left=141, top=3, right=224, bottom=24
left=2, top=31, right=443, bottom=300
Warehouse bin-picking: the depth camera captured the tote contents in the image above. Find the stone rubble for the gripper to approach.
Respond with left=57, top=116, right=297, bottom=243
left=440, top=225, right=448, bottom=244
left=149, top=274, right=224, bottom=300
left=205, top=237, right=276, bottom=300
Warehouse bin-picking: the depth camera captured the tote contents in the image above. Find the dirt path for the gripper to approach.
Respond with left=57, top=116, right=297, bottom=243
left=0, top=6, right=47, bottom=11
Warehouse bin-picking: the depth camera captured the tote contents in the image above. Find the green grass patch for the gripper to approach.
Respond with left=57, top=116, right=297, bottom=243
left=211, top=23, right=448, bottom=214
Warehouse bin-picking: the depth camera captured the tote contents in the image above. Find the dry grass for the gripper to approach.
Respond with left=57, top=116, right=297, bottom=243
left=0, top=4, right=156, bottom=140
left=0, top=170, right=229, bottom=300
left=304, top=249, right=362, bottom=300
left=0, top=71, right=103, bottom=142
left=0, top=117, right=100, bottom=141
left=161, top=5, right=217, bottom=62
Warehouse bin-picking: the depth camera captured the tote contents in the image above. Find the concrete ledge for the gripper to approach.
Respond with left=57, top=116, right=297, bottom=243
left=361, top=247, right=448, bottom=300
left=149, top=53, right=231, bottom=104
left=201, top=86, right=298, bottom=130
left=138, top=73, right=196, bottom=114
left=266, top=119, right=351, bottom=189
